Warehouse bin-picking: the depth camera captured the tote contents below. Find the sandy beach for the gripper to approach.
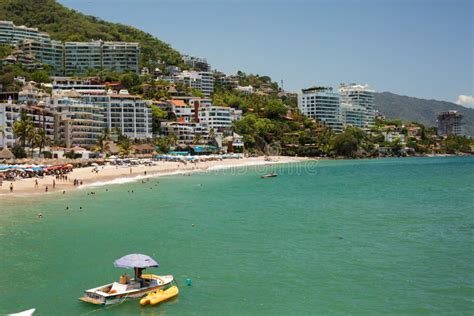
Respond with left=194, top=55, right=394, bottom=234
left=0, top=156, right=307, bottom=197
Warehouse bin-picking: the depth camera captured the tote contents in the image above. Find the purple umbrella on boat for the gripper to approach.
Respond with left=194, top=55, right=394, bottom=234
left=113, top=253, right=159, bottom=269
left=114, top=254, right=159, bottom=282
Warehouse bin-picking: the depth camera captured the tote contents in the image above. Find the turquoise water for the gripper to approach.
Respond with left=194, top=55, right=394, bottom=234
left=0, top=157, right=473, bottom=315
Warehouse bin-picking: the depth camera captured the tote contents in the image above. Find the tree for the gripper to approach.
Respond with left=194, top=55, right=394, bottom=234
left=94, top=128, right=110, bottom=154
left=151, top=105, right=167, bottom=134
left=11, top=143, right=26, bottom=158
left=192, top=134, right=203, bottom=145
left=12, top=111, right=34, bottom=149
left=155, top=136, right=171, bottom=153
left=30, top=127, right=49, bottom=156
left=331, top=131, right=358, bottom=157
left=118, top=135, right=132, bottom=156
left=31, top=70, right=51, bottom=83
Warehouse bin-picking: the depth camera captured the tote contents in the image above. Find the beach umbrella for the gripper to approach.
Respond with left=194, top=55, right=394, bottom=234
left=113, top=254, right=159, bottom=269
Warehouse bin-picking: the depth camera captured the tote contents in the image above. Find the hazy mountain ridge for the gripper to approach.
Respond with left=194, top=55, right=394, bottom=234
left=374, top=92, right=474, bottom=136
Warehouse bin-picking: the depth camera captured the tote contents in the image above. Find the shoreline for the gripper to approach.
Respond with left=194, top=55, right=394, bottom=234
left=1, top=154, right=470, bottom=199
left=0, top=156, right=308, bottom=198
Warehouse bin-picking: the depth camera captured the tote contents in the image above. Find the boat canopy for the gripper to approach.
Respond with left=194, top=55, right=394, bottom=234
left=113, top=254, right=159, bottom=269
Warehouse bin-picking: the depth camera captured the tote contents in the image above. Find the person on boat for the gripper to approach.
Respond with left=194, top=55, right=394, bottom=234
left=134, top=267, right=144, bottom=287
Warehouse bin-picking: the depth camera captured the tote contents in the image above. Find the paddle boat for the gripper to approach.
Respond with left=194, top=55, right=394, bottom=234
left=260, top=172, right=277, bottom=179
left=140, top=284, right=179, bottom=306
left=79, top=254, right=174, bottom=305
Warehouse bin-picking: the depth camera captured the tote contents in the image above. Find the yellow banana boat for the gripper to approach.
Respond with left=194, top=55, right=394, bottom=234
left=140, top=285, right=179, bottom=306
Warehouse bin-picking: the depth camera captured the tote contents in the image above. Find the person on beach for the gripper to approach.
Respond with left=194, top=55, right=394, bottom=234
left=53, top=180, right=56, bottom=189
left=35, top=179, right=38, bottom=188
left=9, top=183, right=13, bottom=192
left=45, top=186, right=48, bottom=193
left=144, top=170, right=147, bottom=176
left=130, top=168, right=132, bottom=174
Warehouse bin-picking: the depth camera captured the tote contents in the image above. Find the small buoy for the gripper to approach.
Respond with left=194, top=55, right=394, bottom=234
left=192, top=224, right=195, bottom=227
left=186, top=278, right=192, bottom=286
left=66, top=206, right=69, bottom=210
left=79, top=207, right=83, bottom=210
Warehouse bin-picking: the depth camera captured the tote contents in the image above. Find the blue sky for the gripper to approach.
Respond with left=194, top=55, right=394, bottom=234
left=58, top=0, right=473, bottom=104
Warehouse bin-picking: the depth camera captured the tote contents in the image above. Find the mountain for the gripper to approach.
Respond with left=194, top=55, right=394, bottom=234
left=374, top=92, right=474, bottom=136
left=0, top=0, right=183, bottom=67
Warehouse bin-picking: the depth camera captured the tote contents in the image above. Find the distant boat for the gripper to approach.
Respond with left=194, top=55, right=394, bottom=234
left=260, top=172, right=277, bottom=179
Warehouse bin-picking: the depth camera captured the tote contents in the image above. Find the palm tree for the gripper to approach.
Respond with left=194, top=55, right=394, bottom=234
left=118, top=135, right=132, bottom=157
left=192, top=134, right=203, bottom=145
left=12, top=111, right=34, bottom=149
left=208, top=128, right=216, bottom=145
left=170, top=134, right=178, bottom=147
left=95, top=128, right=110, bottom=154
left=28, top=128, right=48, bottom=157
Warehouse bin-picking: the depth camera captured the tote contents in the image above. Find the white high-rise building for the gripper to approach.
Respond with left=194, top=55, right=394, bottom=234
left=298, top=87, right=343, bottom=133
left=339, top=83, right=375, bottom=128
left=174, top=71, right=214, bottom=96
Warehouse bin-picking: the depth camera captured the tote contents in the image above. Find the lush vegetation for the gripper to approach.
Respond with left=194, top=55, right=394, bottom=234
left=0, top=0, right=183, bottom=68
left=12, top=111, right=49, bottom=157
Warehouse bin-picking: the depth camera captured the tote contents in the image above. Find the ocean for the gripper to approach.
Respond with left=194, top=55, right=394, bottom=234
left=0, top=157, right=473, bottom=315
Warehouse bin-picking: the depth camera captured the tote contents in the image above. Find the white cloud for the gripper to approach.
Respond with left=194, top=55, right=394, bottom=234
left=456, top=95, right=474, bottom=108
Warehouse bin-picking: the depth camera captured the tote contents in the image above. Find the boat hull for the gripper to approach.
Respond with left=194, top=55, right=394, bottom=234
left=79, top=275, right=173, bottom=305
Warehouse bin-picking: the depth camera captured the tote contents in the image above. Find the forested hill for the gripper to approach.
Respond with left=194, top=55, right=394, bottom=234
left=0, top=0, right=183, bottom=67
left=375, top=92, right=474, bottom=136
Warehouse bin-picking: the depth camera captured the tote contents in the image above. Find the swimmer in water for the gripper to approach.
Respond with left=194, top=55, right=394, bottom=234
left=37, top=213, right=43, bottom=219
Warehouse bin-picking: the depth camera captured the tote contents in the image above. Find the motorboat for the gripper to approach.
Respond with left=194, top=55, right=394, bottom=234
left=79, top=254, right=174, bottom=305
left=260, top=172, right=277, bottom=179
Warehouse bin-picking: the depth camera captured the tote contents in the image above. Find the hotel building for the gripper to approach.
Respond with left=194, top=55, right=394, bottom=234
left=437, top=111, right=464, bottom=136
left=0, top=102, right=56, bottom=148
left=48, top=97, right=105, bottom=148
left=298, top=87, right=343, bottom=133
left=160, top=121, right=208, bottom=145
left=79, top=93, right=153, bottom=140
left=339, top=83, right=375, bottom=128
left=182, top=55, right=211, bottom=72
left=0, top=21, right=50, bottom=45
left=174, top=71, right=215, bottom=97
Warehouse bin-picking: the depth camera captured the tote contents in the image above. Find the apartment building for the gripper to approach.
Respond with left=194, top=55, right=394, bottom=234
left=339, top=83, right=375, bottom=128
left=49, top=97, right=105, bottom=148
left=78, top=92, right=153, bottom=139
left=298, top=87, right=343, bottom=133
left=51, top=77, right=106, bottom=94
left=19, top=39, right=63, bottom=75
left=437, top=111, right=464, bottom=136
left=340, top=103, right=367, bottom=129
left=174, top=71, right=215, bottom=96
left=0, top=102, right=56, bottom=148
left=160, top=121, right=208, bottom=145
left=0, top=21, right=50, bottom=45
left=182, top=55, right=211, bottom=72
left=197, top=103, right=241, bottom=131
left=102, top=42, right=139, bottom=74
left=64, top=41, right=102, bottom=76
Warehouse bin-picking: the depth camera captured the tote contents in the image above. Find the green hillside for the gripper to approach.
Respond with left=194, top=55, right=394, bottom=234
left=0, top=0, right=183, bottom=67
left=375, top=92, right=474, bottom=136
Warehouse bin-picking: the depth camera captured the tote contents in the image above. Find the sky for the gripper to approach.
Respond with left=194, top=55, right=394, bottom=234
left=58, top=0, right=473, bottom=105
